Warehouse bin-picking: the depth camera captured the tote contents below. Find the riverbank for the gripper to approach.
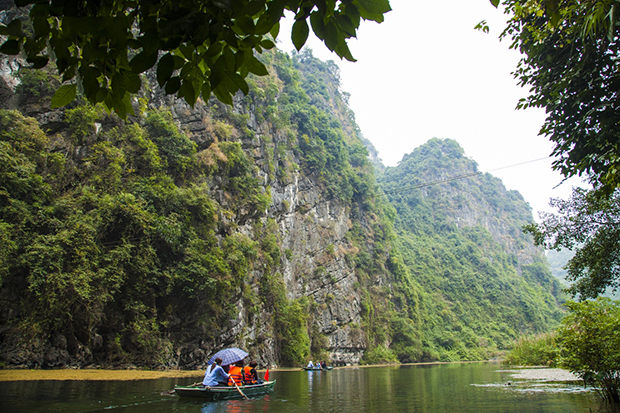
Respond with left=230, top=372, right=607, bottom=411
left=1, top=362, right=578, bottom=382
left=0, top=360, right=478, bottom=381
left=0, top=368, right=205, bottom=381
left=0, top=366, right=306, bottom=381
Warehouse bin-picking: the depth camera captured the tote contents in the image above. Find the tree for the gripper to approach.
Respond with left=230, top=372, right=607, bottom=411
left=559, top=297, right=620, bottom=404
left=0, top=0, right=391, bottom=117
left=497, top=0, right=620, bottom=194
left=524, top=187, right=620, bottom=299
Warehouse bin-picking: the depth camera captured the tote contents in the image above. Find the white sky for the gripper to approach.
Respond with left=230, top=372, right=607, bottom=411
left=277, top=0, right=587, bottom=220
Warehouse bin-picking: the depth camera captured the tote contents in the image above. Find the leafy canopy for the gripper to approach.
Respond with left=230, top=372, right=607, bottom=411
left=495, top=0, right=620, bottom=193
left=0, top=0, right=391, bottom=117
left=524, top=187, right=620, bottom=299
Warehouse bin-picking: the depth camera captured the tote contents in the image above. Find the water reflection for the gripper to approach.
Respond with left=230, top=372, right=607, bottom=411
left=0, top=363, right=604, bottom=413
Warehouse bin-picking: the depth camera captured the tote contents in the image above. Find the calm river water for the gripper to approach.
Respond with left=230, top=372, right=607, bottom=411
left=0, top=362, right=601, bottom=413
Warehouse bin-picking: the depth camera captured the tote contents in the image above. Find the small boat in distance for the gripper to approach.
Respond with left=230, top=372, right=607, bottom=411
left=174, top=380, right=276, bottom=400
left=303, top=366, right=333, bottom=371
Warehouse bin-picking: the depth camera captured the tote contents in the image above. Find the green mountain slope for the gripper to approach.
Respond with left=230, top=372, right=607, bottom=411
left=377, top=138, right=564, bottom=361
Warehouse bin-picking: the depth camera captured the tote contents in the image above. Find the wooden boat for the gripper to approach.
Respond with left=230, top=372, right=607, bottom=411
left=174, top=380, right=276, bottom=400
left=303, top=366, right=333, bottom=371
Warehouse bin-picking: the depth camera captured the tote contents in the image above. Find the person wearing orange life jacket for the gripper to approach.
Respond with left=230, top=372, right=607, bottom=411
left=228, top=360, right=245, bottom=386
left=243, top=360, right=260, bottom=384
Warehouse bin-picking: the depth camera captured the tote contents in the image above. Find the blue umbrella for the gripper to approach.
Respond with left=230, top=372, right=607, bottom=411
left=208, top=347, right=248, bottom=366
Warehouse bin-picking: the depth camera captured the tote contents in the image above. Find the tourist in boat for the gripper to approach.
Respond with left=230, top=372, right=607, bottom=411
left=307, top=360, right=314, bottom=368
left=203, top=357, right=230, bottom=387
left=228, top=360, right=245, bottom=386
left=321, top=360, right=326, bottom=369
left=244, top=360, right=260, bottom=384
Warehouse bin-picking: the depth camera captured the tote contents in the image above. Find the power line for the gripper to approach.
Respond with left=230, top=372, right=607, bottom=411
left=379, top=156, right=550, bottom=195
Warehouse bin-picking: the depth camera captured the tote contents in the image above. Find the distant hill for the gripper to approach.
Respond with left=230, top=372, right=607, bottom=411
left=547, top=249, right=619, bottom=300
left=376, top=138, right=564, bottom=362
left=546, top=249, right=574, bottom=285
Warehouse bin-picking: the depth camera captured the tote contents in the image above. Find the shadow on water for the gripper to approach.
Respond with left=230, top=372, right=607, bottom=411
left=0, top=363, right=609, bottom=413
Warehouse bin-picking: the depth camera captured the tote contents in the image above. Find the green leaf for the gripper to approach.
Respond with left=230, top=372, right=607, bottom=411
left=157, top=53, right=175, bottom=87
left=261, top=39, right=276, bottom=49
left=335, top=42, right=356, bottom=62
left=51, top=84, right=77, bottom=108
left=270, top=22, right=280, bottom=39
left=210, top=64, right=225, bottom=90
left=226, top=72, right=249, bottom=95
left=95, top=87, right=108, bottom=104
left=310, top=12, right=326, bottom=41
left=15, top=0, right=33, bottom=7
left=129, top=51, right=158, bottom=73
left=201, top=82, right=212, bottom=101
left=490, top=0, right=500, bottom=7
left=292, top=19, right=310, bottom=51
left=235, top=15, right=256, bottom=35
left=206, top=42, right=223, bottom=58
left=32, top=15, right=49, bottom=36
left=213, top=84, right=233, bottom=105
left=27, top=56, right=49, bottom=69
left=6, top=19, right=22, bottom=36
left=321, top=20, right=342, bottom=51
left=178, top=80, right=197, bottom=106
left=356, top=0, right=389, bottom=23
left=124, top=71, right=142, bottom=93
left=242, top=1, right=265, bottom=17
left=255, top=12, right=276, bottom=35
left=165, top=76, right=181, bottom=94
left=111, top=94, right=127, bottom=119
left=80, top=65, right=102, bottom=96
left=335, top=14, right=357, bottom=37
left=356, top=0, right=392, bottom=15
left=0, top=39, right=20, bottom=55
left=173, top=55, right=186, bottom=70
left=122, top=92, right=135, bottom=117
left=178, top=44, right=194, bottom=60
left=221, top=47, right=235, bottom=71
left=245, top=55, right=269, bottom=76
left=112, top=72, right=126, bottom=100
left=127, top=39, right=142, bottom=49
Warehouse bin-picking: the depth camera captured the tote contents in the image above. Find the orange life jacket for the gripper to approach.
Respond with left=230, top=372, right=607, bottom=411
left=243, top=366, right=257, bottom=384
left=228, top=365, right=244, bottom=385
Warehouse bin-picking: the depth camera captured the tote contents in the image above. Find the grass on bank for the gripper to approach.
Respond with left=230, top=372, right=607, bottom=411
left=502, top=333, right=559, bottom=367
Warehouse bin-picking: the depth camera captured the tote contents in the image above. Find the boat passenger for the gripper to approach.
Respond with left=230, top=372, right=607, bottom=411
left=307, top=360, right=314, bottom=368
left=228, top=360, right=245, bottom=386
left=321, top=360, right=326, bottom=369
left=204, top=362, right=213, bottom=378
left=244, top=360, right=260, bottom=384
left=203, top=357, right=230, bottom=387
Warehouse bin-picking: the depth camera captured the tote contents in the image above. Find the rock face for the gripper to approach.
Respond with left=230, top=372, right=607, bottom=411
left=154, top=96, right=372, bottom=367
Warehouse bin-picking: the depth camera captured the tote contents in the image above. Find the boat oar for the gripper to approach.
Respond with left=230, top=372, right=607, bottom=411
left=233, top=381, right=249, bottom=400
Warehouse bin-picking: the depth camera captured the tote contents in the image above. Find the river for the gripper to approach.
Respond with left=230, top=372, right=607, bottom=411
left=0, top=362, right=601, bottom=412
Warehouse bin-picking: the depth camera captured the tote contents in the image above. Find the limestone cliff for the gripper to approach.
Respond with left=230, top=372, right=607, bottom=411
left=0, top=47, right=390, bottom=368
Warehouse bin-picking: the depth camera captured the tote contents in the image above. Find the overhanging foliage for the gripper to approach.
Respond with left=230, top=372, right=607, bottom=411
left=0, top=0, right=391, bottom=117
left=497, top=0, right=620, bottom=193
